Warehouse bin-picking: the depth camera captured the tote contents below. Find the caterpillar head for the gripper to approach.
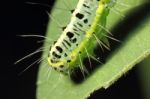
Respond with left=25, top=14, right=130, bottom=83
left=47, top=40, right=76, bottom=74
left=47, top=51, right=69, bottom=74
left=47, top=25, right=80, bottom=74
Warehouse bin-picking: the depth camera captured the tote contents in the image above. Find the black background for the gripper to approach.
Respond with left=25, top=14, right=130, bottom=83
left=0, top=0, right=146, bottom=99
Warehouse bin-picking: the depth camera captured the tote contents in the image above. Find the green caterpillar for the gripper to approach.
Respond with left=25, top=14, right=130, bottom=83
left=48, top=0, right=116, bottom=74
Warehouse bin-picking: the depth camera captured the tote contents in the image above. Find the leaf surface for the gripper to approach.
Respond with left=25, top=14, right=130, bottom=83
left=37, top=0, right=150, bottom=99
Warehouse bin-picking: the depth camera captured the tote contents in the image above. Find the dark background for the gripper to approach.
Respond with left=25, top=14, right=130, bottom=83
left=0, top=0, right=146, bottom=99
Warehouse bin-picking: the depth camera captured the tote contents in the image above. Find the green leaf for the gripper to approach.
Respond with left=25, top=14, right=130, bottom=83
left=37, top=0, right=150, bottom=99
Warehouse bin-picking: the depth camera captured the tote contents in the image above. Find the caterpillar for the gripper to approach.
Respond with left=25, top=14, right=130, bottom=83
left=48, top=0, right=116, bottom=74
